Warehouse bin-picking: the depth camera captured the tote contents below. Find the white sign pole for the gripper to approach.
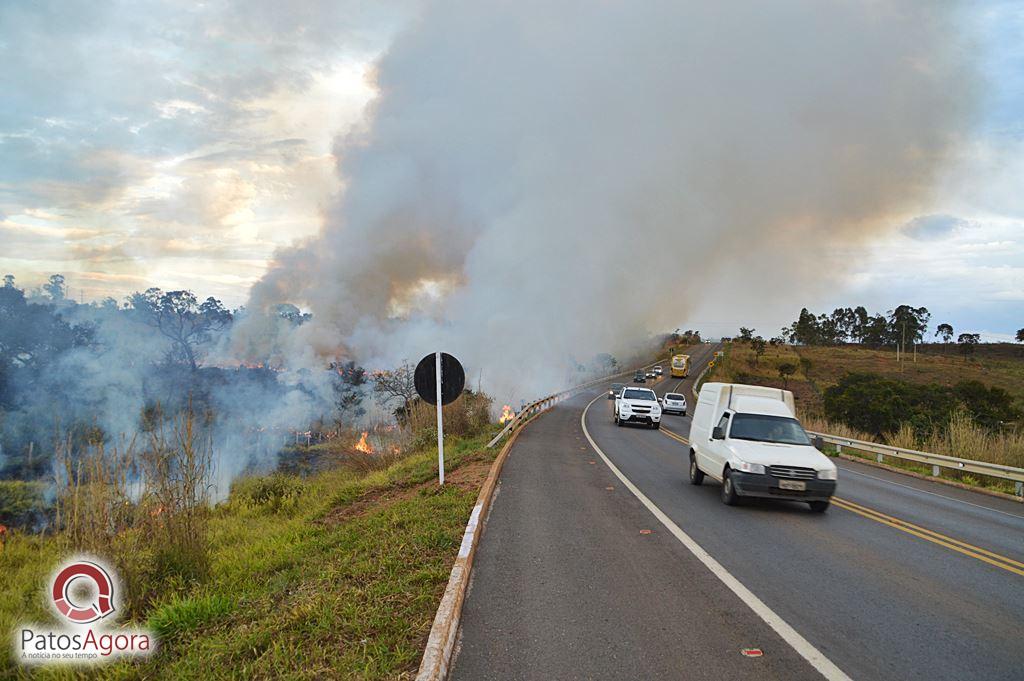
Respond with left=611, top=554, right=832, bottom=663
left=435, top=351, right=445, bottom=485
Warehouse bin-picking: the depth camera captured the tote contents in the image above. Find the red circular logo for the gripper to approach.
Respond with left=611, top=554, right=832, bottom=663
left=51, top=560, right=116, bottom=624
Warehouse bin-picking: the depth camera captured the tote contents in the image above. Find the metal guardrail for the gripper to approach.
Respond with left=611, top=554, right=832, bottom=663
left=486, top=359, right=665, bottom=448
left=809, top=431, right=1024, bottom=498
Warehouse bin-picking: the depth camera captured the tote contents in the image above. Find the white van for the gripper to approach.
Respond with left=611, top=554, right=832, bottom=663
left=688, top=383, right=837, bottom=512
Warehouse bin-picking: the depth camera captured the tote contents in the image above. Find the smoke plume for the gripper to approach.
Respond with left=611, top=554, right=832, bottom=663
left=243, top=0, right=977, bottom=401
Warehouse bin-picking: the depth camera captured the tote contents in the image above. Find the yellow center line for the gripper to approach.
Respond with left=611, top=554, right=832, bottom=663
left=660, top=428, right=689, bottom=446
left=832, top=497, right=1024, bottom=574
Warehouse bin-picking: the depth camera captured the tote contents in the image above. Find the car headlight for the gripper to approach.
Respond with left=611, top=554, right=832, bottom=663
left=735, top=460, right=766, bottom=475
left=619, top=403, right=631, bottom=412
left=817, top=467, right=838, bottom=481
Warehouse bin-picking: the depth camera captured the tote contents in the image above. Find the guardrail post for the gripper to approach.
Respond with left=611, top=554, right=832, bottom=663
left=931, top=465, right=940, bottom=477
left=1016, top=481, right=1022, bottom=498
left=835, top=444, right=842, bottom=455
left=877, top=453, right=884, bottom=464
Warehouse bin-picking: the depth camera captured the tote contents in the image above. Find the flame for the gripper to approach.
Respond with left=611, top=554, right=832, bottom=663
left=354, top=431, right=374, bottom=454
left=499, top=405, right=514, bottom=424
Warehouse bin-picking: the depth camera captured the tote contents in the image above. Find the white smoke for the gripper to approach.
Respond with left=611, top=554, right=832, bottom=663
left=241, top=0, right=977, bottom=401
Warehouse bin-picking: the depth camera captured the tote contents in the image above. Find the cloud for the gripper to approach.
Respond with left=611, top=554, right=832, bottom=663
left=902, top=214, right=969, bottom=240
left=0, top=0, right=404, bottom=303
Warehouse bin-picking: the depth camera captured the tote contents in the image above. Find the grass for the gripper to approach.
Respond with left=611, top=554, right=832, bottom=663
left=0, top=430, right=498, bottom=680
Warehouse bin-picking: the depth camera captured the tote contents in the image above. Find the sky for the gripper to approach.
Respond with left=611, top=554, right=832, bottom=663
left=0, top=0, right=1021, bottom=342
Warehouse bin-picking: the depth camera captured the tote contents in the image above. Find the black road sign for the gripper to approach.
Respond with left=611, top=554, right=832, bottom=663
left=414, top=352, right=465, bottom=406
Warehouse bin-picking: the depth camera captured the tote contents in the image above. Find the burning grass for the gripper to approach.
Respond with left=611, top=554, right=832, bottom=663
left=0, top=394, right=503, bottom=678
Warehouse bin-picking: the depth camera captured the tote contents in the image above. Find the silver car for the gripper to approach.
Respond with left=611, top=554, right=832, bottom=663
left=662, top=392, right=687, bottom=415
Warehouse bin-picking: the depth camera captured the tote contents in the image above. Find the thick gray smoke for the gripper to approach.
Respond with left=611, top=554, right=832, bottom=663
left=241, top=0, right=976, bottom=401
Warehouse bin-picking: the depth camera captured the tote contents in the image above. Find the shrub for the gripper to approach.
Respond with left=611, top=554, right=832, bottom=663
left=231, top=474, right=305, bottom=514
left=0, top=480, right=50, bottom=530
left=823, top=373, right=1020, bottom=438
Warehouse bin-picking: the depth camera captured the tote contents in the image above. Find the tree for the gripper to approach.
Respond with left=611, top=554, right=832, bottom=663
left=2, top=274, right=14, bottom=288
left=1016, top=328, right=1024, bottom=343
left=738, top=327, right=755, bottom=343
left=372, top=361, right=418, bottom=417
left=591, top=353, right=618, bottom=373
left=777, top=362, right=797, bottom=389
left=332, top=360, right=368, bottom=420
left=935, top=323, right=954, bottom=343
left=750, top=336, right=767, bottom=365
left=860, top=314, right=889, bottom=348
left=887, top=305, right=930, bottom=346
left=0, top=282, right=92, bottom=369
left=789, top=308, right=820, bottom=345
left=275, top=303, right=312, bottom=326
left=957, top=332, right=980, bottom=360
left=42, top=274, right=66, bottom=302
left=126, top=288, right=232, bottom=370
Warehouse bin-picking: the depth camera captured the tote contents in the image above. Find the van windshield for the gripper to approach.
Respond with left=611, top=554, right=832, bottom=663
left=729, top=414, right=811, bottom=446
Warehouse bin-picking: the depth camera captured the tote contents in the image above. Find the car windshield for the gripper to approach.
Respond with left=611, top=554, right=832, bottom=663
left=622, top=389, right=656, bottom=401
left=611, top=383, right=623, bottom=390
left=729, top=414, right=812, bottom=446
left=666, top=393, right=684, bottom=401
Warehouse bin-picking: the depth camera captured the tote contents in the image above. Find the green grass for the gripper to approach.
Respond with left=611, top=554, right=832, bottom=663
left=1, top=432, right=497, bottom=680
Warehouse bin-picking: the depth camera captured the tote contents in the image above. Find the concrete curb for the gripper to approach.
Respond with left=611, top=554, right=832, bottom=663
left=414, top=407, right=550, bottom=681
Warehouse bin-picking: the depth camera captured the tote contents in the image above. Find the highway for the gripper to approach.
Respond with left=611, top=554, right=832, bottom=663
left=451, top=345, right=1024, bottom=680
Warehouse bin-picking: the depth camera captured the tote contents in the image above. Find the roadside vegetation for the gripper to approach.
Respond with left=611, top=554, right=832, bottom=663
left=0, top=392, right=498, bottom=679
left=704, top=333, right=1024, bottom=495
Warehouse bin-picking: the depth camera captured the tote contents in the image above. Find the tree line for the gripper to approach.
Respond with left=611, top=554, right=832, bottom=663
left=0, top=274, right=361, bottom=481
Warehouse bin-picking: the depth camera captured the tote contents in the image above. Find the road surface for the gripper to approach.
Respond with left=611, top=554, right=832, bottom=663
left=451, top=344, right=1024, bottom=680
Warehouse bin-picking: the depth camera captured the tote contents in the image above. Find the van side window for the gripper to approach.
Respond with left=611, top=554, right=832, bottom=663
left=716, top=413, right=730, bottom=435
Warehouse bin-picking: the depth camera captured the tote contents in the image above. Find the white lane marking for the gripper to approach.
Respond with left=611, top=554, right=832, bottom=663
left=581, top=394, right=853, bottom=681
left=837, top=464, right=1024, bottom=521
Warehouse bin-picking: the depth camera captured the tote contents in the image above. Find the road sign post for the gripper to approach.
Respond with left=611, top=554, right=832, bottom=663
left=415, top=352, right=466, bottom=486
left=435, top=351, right=444, bottom=485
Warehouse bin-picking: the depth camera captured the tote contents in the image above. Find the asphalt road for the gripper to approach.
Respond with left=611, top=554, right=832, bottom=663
left=451, top=345, right=1024, bottom=680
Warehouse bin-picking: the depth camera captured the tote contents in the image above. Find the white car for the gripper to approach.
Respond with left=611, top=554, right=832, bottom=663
left=661, top=392, right=687, bottom=415
left=653, top=365, right=663, bottom=376
left=688, top=383, right=837, bottom=512
left=614, top=387, right=662, bottom=429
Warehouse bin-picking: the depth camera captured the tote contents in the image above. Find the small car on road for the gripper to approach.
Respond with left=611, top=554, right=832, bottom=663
left=633, top=371, right=646, bottom=383
left=608, top=382, right=624, bottom=400
left=661, top=392, right=687, bottom=415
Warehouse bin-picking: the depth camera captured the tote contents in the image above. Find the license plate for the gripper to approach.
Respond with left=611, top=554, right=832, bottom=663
left=778, top=480, right=806, bottom=491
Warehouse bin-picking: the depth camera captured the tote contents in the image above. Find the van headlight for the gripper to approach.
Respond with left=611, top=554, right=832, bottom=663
left=735, top=461, right=766, bottom=475
left=817, top=467, right=838, bottom=480
left=619, top=403, right=631, bottom=412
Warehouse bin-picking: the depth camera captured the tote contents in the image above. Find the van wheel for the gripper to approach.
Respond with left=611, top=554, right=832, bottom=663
left=688, top=453, right=704, bottom=486
left=721, top=468, right=739, bottom=506
left=808, top=500, right=830, bottom=513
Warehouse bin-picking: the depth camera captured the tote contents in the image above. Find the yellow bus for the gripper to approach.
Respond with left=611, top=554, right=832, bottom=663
left=670, top=354, right=690, bottom=378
